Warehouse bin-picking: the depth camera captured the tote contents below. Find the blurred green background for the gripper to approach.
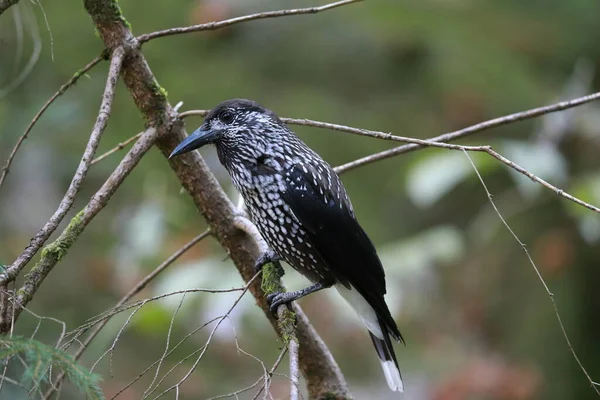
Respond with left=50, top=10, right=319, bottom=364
left=1, top=0, right=600, bottom=399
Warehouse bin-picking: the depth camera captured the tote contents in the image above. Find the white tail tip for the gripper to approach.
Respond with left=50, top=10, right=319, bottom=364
left=381, top=360, right=404, bottom=392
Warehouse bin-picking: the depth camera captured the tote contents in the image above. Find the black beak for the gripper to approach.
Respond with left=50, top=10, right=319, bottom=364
left=169, top=126, right=218, bottom=158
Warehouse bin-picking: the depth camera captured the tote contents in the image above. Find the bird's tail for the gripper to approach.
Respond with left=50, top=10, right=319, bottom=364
left=369, top=318, right=403, bottom=392
left=335, top=284, right=403, bottom=392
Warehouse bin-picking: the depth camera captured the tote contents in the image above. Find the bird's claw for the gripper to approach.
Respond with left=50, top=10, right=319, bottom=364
left=266, top=291, right=292, bottom=314
left=254, top=251, right=283, bottom=274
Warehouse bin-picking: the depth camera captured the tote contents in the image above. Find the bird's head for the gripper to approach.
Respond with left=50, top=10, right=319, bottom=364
left=169, top=98, right=284, bottom=159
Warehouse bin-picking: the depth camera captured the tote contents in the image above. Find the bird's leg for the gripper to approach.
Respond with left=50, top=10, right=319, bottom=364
left=267, top=281, right=331, bottom=313
left=254, top=250, right=283, bottom=275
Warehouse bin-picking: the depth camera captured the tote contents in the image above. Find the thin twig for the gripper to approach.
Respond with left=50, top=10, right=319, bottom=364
left=142, top=292, right=185, bottom=396
left=463, top=150, right=600, bottom=396
left=180, top=111, right=488, bottom=152
left=334, top=91, right=600, bottom=174
left=32, top=0, right=54, bottom=62
left=181, top=109, right=600, bottom=214
left=44, top=228, right=212, bottom=398
left=0, top=48, right=121, bottom=288
left=109, top=316, right=222, bottom=400
left=11, top=126, right=158, bottom=330
left=70, top=286, right=245, bottom=339
left=138, top=0, right=361, bottom=43
left=91, top=132, right=144, bottom=165
left=149, top=272, right=262, bottom=399
left=90, top=302, right=146, bottom=374
left=250, top=347, right=289, bottom=400
left=0, top=53, right=105, bottom=191
left=483, top=148, right=600, bottom=213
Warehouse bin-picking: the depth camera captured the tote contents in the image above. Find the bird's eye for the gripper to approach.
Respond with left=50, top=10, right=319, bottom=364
left=220, top=111, right=234, bottom=124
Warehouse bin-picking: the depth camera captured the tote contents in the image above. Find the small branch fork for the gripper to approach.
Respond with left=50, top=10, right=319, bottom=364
left=0, top=47, right=123, bottom=288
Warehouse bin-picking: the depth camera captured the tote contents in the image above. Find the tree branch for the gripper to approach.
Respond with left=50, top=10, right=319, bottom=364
left=181, top=105, right=600, bottom=214
left=334, top=90, right=600, bottom=173
left=180, top=110, right=489, bottom=152
left=1, top=127, right=158, bottom=333
left=464, top=150, right=600, bottom=396
left=43, top=229, right=212, bottom=399
left=0, top=53, right=106, bottom=192
left=0, top=48, right=122, bottom=289
left=83, top=0, right=351, bottom=397
left=90, top=131, right=143, bottom=165
left=137, top=0, right=361, bottom=43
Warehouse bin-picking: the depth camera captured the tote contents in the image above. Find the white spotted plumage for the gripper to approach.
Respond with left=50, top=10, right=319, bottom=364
left=176, top=99, right=403, bottom=393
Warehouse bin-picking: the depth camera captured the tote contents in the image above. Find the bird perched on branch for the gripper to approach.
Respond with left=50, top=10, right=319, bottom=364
left=170, top=99, right=404, bottom=392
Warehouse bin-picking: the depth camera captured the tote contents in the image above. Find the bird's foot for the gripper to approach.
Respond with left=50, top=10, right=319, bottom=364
left=254, top=250, right=283, bottom=274
left=266, top=281, right=328, bottom=314
left=266, top=291, right=298, bottom=313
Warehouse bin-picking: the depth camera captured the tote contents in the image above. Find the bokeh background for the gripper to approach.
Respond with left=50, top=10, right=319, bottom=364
left=2, top=0, right=600, bottom=399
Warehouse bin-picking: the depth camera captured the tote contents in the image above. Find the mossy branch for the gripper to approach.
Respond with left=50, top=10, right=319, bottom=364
left=16, top=210, right=85, bottom=307
left=2, top=128, right=157, bottom=335
left=260, top=263, right=298, bottom=346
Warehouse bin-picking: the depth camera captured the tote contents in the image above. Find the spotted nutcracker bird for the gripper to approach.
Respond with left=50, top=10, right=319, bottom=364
left=170, top=99, right=404, bottom=392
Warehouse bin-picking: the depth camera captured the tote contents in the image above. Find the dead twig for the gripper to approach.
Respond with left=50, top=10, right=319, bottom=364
left=0, top=48, right=120, bottom=288
left=9, top=126, right=158, bottom=331
left=148, top=273, right=262, bottom=400
left=138, top=0, right=361, bottom=43
left=464, top=150, right=600, bottom=396
left=91, top=132, right=144, bottom=165
left=0, top=53, right=105, bottom=191
left=181, top=108, right=600, bottom=214
left=45, top=229, right=211, bottom=398
left=335, top=91, right=600, bottom=173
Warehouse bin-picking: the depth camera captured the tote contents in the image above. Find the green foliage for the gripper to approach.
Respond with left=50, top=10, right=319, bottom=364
left=0, top=336, right=104, bottom=399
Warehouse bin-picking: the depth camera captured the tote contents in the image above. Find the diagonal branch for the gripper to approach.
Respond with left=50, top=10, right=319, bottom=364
left=0, top=127, right=158, bottom=334
left=137, top=0, right=361, bottom=43
left=334, top=90, right=600, bottom=173
left=0, top=53, right=106, bottom=192
left=84, top=0, right=352, bottom=397
left=181, top=105, right=600, bottom=214
left=0, top=48, right=122, bottom=288
left=180, top=110, right=489, bottom=152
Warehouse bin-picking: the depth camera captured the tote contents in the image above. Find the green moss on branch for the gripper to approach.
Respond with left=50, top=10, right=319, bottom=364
left=18, top=210, right=86, bottom=304
left=84, top=0, right=130, bottom=30
left=260, top=263, right=297, bottom=345
left=260, top=263, right=285, bottom=295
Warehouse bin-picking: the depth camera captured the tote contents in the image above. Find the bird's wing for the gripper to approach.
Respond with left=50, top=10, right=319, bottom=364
left=281, top=162, right=400, bottom=339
